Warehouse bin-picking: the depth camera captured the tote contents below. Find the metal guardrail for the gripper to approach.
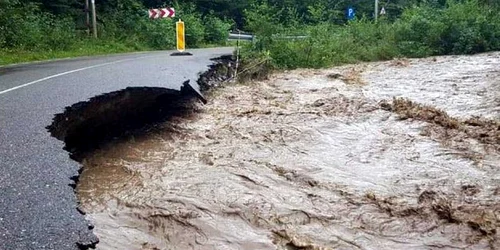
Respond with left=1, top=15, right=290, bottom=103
left=275, top=35, right=308, bottom=40
left=228, top=33, right=308, bottom=41
left=228, top=33, right=255, bottom=41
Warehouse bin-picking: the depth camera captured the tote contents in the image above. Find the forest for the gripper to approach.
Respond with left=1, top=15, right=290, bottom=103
left=1, top=0, right=499, bottom=67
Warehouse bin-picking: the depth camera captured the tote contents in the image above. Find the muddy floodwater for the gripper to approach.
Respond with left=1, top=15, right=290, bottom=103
left=77, top=52, right=500, bottom=249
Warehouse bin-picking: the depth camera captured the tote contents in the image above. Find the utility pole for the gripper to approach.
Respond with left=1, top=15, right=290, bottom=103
left=374, top=0, right=379, bottom=21
left=85, top=0, right=90, bottom=36
left=91, top=0, right=97, bottom=38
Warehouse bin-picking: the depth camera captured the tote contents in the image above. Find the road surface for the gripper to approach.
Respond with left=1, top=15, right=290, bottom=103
left=0, top=48, right=234, bottom=249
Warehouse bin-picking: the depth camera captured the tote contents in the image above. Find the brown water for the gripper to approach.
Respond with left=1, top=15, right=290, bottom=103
left=77, top=52, right=500, bottom=250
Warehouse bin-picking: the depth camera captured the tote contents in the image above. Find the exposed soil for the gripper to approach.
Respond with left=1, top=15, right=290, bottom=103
left=76, top=52, right=499, bottom=249
left=47, top=84, right=200, bottom=162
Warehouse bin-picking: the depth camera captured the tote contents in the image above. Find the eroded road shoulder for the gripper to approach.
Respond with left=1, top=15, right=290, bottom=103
left=0, top=48, right=234, bottom=249
left=75, top=52, right=499, bottom=249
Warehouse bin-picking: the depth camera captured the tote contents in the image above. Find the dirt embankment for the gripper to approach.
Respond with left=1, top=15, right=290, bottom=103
left=70, top=52, right=498, bottom=249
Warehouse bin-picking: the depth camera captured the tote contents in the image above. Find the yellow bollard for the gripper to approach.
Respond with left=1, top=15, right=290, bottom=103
left=176, top=19, right=185, bottom=52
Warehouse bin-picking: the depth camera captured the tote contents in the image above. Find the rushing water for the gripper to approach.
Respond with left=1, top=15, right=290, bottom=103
left=77, top=52, right=500, bottom=250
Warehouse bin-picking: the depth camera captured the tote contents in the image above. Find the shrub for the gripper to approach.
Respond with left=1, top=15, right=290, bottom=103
left=394, top=0, right=500, bottom=55
left=243, top=0, right=500, bottom=69
left=0, top=2, right=76, bottom=50
left=0, top=0, right=231, bottom=55
left=203, top=14, right=231, bottom=44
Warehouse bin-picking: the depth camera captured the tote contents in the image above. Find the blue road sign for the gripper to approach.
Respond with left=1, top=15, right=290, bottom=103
left=347, top=7, right=356, bottom=20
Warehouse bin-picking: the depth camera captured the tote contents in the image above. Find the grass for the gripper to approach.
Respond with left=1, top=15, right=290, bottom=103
left=0, top=39, right=154, bottom=66
left=0, top=39, right=235, bottom=66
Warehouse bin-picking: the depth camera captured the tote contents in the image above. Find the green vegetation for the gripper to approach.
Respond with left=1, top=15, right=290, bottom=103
left=242, top=0, right=500, bottom=69
left=0, top=40, right=140, bottom=65
left=0, top=0, right=232, bottom=65
left=1, top=0, right=499, bottom=67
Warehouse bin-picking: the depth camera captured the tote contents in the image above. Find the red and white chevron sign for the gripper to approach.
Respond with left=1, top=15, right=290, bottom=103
left=149, top=8, right=175, bottom=19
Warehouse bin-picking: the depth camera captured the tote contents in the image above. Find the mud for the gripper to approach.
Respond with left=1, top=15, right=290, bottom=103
left=380, top=98, right=499, bottom=153
left=76, top=52, right=499, bottom=249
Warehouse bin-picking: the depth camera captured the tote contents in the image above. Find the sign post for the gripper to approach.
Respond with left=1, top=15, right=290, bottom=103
left=91, top=0, right=97, bottom=38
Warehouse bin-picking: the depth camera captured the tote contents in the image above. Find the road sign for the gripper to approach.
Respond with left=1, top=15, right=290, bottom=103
left=149, top=8, right=175, bottom=19
left=176, top=19, right=185, bottom=52
left=380, top=7, right=386, bottom=15
left=347, top=7, right=356, bottom=20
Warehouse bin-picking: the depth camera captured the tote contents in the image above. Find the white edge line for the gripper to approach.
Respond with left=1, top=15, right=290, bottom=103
left=0, top=56, right=154, bottom=96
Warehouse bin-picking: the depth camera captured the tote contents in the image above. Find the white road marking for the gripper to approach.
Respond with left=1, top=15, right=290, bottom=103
left=0, top=56, right=155, bottom=95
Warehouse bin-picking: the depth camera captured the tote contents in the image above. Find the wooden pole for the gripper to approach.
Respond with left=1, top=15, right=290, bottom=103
left=85, top=0, right=90, bottom=36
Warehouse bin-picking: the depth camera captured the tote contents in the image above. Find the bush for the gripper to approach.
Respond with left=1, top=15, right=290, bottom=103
left=394, top=0, right=500, bottom=55
left=243, top=0, right=500, bottom=69
left=43, top=16, right=77, bottom=50
left=393, top=6, right=445, bottom=57
left=0, top=0, right=231, bottom=57
left=1, top=0, right=499, bottom=66
left=180, top=12, right=206, bottom=47
left=203, top=14, right=232, bottom=44
left=244, top=19, right=401, bottom=69
left=0, top=2, right=76, bottom=51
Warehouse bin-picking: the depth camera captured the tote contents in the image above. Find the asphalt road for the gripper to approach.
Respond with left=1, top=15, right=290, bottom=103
left=0, top=48, right=234, bottom=249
